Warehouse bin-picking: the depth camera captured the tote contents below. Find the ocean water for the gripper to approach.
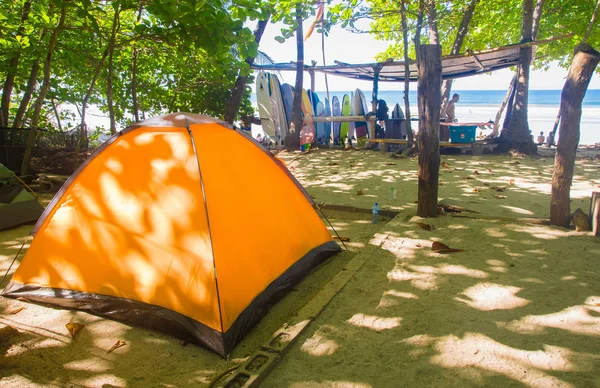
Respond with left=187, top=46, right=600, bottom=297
left=252, top=89, right=600, bottom=145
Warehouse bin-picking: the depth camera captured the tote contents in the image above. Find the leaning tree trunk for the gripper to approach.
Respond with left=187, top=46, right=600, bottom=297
left=12, top=59, right=40, bottom=128
left=400, top=0, right=414, bottom=148
left=74, top=6, right=120, bottom=167
left=493, top=72, right=518, bottom=137
left=501, top=0, right=536, bottom=153
left=550, top=44, right=600, bottom=227
left=417, top=44, right=442, bottom=218
left=224, top=16, right=270, bottom=124
left=1, top=0, right=33, bottom=130
left=285, top=4, right=304, bottom=151
left=74, top=51, right=109, bottom=166
left=440, top=0, right=478, bottom=114
left=20, top=6, right=66, bottom=176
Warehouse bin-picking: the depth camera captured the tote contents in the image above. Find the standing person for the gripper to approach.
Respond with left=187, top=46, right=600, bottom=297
left=546, top=130, right=555, bottom=147
left=443, top=93, right=460, bottom=123
left=376, top=99, right=389, bottom=139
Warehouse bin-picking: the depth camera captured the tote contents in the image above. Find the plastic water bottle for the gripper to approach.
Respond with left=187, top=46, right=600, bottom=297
left=372, top=202, right=381, bottom=224
left=391, top=187, right=397, bottom=200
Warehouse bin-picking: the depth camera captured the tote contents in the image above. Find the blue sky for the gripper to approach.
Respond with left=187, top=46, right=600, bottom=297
left=256, top=18, right=600, bottom=92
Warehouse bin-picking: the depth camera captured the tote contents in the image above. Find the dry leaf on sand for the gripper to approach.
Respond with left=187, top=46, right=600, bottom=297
left=431, top=241, right=465, bottom=253
left=66, top=322, right=85, bottom=339
left=108, top=340, right=127, bottom=353
left=333, top=236, right=350, bottom=242
left=7, top=306, right=25, bottom=315
left=417, top=222, right=435, bottom=231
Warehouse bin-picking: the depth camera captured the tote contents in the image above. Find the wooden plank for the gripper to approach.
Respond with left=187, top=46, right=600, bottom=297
left=369, top=138, right=484, bottom=148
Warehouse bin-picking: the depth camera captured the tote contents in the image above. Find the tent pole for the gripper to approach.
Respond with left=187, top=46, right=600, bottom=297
left=185, top=123, right=226, bottom=339
left=315, top=205, right=347, bottom=250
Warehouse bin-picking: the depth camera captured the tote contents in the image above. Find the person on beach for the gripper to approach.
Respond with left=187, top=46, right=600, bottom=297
left=376, top=100, right=389, bottom=139
left=537, top=131, right=545, bottom=145
left=443, top=93, right=460, bottom=123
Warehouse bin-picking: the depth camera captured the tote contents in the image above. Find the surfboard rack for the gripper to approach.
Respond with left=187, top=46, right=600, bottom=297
left=311, top=115, right=376, bottom=123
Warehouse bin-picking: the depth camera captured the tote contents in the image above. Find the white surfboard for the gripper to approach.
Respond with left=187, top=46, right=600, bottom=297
left=256, top=71, right=275, bottom=137
left=270, top=74, right=288, bottom=143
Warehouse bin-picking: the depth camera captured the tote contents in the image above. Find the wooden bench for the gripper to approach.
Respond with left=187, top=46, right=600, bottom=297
left=368, top=138, right=492, bottom=155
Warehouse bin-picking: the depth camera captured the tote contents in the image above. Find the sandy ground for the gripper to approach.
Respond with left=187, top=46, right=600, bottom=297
left=2, top=148, right=600, bottom=387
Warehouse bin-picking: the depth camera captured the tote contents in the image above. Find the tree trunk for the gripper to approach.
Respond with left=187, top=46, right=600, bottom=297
left=501, top=0, right=536, bottom=153
left=131, top=5, right=143, bottom=122
left=285, top=4, right=304, bottom=151
left=107, top=7, right=121, bottom=135
left=224, top=16, right=270, bottom=124
left=413, top=0, right=424, bottom=63
left=401, top=0, right=414, bottom=148
left=426, top=0, right=439, bottom=44
left=1, top=0, right=33, bottom=130
left=550, top=45, right=600, bottom=227
left=20, top=6, right=66, bottom=176
left=440, top=0, right=479, bottom=114
left=12, top=59, right=40, bottom=128
left=531, top=0, right=545, bottom=45
left=493, top=72, right=518, bottom=136
left=51, top=98, right=62, bottom=131
left=417, top=44, right=442, bottom=218
left=74, top=7, right=120, bottom=167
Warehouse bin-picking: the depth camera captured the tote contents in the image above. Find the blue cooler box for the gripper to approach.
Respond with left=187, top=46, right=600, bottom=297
left=449, top=125, right=477, bottom=143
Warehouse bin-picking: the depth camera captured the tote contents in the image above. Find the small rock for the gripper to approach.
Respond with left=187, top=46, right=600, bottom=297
left=571, top=208, right=590, bottom=231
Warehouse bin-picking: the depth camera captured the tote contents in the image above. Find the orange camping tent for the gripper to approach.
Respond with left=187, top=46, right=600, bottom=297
left=2, top=113, right=341, bottom=356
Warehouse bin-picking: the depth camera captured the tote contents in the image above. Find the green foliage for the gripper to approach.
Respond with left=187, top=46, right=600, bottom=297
left=330, top=0, right=600, bottom=71
left=0, top=0, right=270, bottom=132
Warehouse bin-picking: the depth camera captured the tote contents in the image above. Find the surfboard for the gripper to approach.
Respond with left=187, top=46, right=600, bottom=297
left=267, top=74, right=281, bottom=141
left=316, top=101, right=325, bottom=144
left=390, top=103, right=405, bottom=139
left=331, top=96, right=341, bottom=145
left=348, top=91, right=355, bottom=143
left=280, top=83, right=294, bottom=128
left=354, top=89, right=368, bottom=147
left=270, top=74, right=288, bottom=143
left=256, top=72, right=275, bottom=137
left=324, top=98, right=332, bottom=144
left=340, top=94, right=351, bottom=144
left=300, top=89, right=315, bottom=151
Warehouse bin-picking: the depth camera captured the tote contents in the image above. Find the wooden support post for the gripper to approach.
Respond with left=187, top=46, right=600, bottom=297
left=370, top=65, right=382, bottom=140
left=590, top=192, right=600, bottom=236
left=309, top=60, right=316, bottom=94
left=416, top=44, right=442, bottom=218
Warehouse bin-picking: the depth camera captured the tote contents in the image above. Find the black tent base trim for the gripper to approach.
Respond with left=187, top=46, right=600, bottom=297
left=1, top=281, right=227, bottom=355
left=1, top=240, right=341, bottom=357
left=222, top=240, right=342, bottom=355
